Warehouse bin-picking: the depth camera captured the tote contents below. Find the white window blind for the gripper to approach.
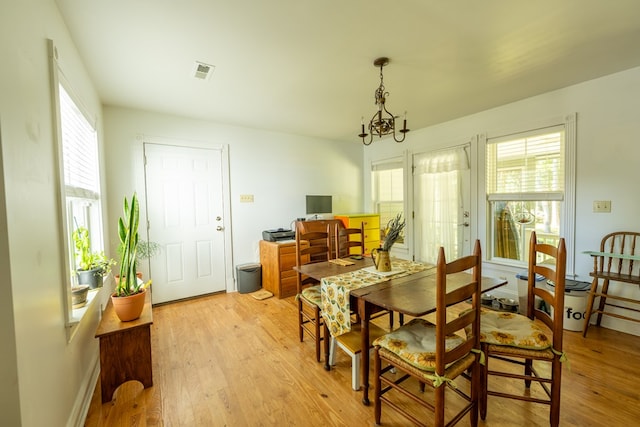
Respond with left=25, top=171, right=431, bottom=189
left=59, top=83, right=99, bottom=198
left=486, top=126, right=564, bottom=201
left=371, top=160, right=403, bottom=203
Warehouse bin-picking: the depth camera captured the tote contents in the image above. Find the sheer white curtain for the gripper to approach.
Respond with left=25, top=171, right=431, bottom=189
left=414, top=146, right=469, bottom=264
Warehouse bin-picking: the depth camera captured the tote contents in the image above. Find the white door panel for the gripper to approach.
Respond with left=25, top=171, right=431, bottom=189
left=413, top=145, right=471, bottom=264
left=144, top=143, right=226, bottom=304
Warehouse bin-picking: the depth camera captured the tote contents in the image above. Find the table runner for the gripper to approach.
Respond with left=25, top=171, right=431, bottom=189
left=321, top=259, right=433, bottom=337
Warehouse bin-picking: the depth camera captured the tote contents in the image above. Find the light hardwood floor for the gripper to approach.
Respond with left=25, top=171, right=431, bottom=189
left=85, top=291, right=640, bottom=426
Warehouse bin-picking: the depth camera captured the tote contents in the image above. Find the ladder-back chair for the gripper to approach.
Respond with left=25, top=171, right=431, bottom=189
left=296, top=227, right=332, bottom=362
left=479, top=231, right=566, bottom=427
left=373, top=240, right=482, bottom=427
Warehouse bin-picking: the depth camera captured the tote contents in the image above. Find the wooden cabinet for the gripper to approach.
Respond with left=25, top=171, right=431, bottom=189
left=259, top=240, right=299, bottom=298
left=334, top=214, right=380, bottom=255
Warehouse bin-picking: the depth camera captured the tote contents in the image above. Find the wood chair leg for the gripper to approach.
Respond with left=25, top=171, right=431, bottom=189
left=434, top=379, right=445, bottom=426
left=470, top=359, right=479, bottom=427
left=595, top=279, right=610, bottom=326
left=314, top=307, right=322, bottom=363
left=583, top=277, right=599, bottom=337
left=374, top=348, right=382, bottom=425
left=550, top=358, right=563, bottom=427
left=298, top=299, right=304, bottom=342
left=480, top=344, right=488, bottom=420
left=525, top=358, right=533, bottom=388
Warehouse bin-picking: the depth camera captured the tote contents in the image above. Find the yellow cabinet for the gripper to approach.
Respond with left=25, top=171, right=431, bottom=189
left=334, top=214, right=380, bottom=255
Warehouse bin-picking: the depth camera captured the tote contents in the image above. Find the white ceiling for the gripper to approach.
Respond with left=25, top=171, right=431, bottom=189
left=55, top=0, right=640, bottom=143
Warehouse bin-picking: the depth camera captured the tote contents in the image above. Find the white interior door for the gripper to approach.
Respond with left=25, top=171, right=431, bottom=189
left=413, top=145, right=471, bottom=264
left=144, top=143, right=227, bottom=304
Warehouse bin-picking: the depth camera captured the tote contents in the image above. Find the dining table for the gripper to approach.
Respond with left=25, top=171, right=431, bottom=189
left=296, top=256, right=508, bottom=406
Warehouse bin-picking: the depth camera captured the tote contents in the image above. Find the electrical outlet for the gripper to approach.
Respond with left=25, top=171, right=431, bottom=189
left=593, top=200, right=611, bottom=213
left=240, top=194, right=254, bottom=203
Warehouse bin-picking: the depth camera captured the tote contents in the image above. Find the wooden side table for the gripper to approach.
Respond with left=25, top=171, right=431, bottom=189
left=95, top=291, right=153, bottom=403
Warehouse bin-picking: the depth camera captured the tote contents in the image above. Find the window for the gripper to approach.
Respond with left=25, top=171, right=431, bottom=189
left=59, top=83, right=105, bottom=273
left=484, top=116, right=575, bottom=271
left=49, top=40, right=107, bottom=338
left=371, top=159, right=404, bottom=245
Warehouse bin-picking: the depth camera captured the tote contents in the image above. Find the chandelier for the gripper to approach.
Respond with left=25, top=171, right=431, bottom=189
left=359, top=57, right=409, bottom=145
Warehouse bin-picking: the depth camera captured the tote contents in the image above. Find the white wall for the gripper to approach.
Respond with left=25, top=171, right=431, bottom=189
left=103, top=107, right=364, bottom=287
left=364, top=66, right=640, bottom=336
left=0, top=1, right=108, bottom=426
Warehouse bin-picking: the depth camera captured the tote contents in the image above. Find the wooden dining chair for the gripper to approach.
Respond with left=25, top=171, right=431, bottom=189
left=332, top=219, right=395, bottom=325
left=296, top=227, right=332, bottom=362
left=373, top=240, right=482, bottom=427
left=479, top=232, right=566, bottom=427
left=335, top=222, right=365, bottom=258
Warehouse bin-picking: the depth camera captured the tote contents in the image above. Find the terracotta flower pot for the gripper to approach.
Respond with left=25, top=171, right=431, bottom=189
left=111, top=288, right=147, bottom=322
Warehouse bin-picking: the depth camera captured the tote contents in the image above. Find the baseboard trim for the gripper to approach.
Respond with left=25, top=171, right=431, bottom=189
left=67, top=354, right=100, bottom=427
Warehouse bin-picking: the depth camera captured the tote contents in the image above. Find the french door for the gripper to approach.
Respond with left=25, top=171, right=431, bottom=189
left=413, top=145, right=471, bottom=264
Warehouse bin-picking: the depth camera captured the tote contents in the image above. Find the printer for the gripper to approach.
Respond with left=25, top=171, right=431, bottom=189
left=262, top=228, right=295, bottom=242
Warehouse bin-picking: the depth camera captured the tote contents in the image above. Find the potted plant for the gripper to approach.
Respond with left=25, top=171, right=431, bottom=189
left=116, top=239, right=161, bottom=281
left=372, top=213, right=406, bottom=272
left=112, top=193, right=152, bottom=321
left=72, top=226, right=115, bottom=289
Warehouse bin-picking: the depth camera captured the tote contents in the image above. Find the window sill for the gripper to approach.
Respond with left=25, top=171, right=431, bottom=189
left=68, top=288, right=101, bottom=325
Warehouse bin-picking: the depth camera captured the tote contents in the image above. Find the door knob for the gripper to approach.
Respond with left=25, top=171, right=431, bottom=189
left=216, top=216, right=222, bottom=221
left=216, top=226, right=224, bottom=231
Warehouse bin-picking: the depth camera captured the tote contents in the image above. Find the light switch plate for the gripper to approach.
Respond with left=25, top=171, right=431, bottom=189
left=593, top=200, right=611, bottom=213
left=240, top=194, right=254, bottom=203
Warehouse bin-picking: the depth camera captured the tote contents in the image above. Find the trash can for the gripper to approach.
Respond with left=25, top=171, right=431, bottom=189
left=546, top=279, right=591, bottom=331
left=236, top=263, right=262, bottom=294
left=516, top=271, right=546, bottom=314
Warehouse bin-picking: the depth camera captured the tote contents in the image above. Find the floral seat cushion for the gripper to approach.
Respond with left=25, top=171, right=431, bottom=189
left=480, top=311, right=552, bottom=350
left=373, top=318, right=466, bottom=371
left=300, top=285, right=322, bottom=308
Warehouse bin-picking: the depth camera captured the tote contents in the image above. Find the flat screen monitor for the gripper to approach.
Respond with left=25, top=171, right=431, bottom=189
left=306, top=195, right=332, bottom=215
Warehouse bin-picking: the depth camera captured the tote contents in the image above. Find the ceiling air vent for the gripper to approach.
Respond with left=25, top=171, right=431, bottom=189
left=193, top=61, right=215, bottom=80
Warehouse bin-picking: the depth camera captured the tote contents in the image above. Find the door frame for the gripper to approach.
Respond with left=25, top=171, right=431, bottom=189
left=140, top=134, right=234, bottom=293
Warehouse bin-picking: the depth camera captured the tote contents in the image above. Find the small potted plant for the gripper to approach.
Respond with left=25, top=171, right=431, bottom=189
left=372, top=213, right=406, bottom=272
left=72, top=226, right=115, bottom=289
left=112, top=193, right=152, bottom=321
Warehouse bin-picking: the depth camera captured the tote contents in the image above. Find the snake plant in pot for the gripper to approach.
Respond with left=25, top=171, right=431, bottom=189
left=112, top=192, right=151, bottom=321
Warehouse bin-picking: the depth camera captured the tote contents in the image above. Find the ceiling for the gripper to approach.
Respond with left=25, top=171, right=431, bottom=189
left=55, top=0, right=640, bottom=143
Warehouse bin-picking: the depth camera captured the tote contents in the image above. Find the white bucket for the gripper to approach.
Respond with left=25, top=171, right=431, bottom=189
left=546, top=280, right=590, bottom=331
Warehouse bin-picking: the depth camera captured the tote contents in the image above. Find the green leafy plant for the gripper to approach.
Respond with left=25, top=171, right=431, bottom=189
left=118, top=239, right=162, bottom=261
left=72, top=226, right=114, bottom=274
left=116, top=193, right=151, bottom=297
left=381, top=213, right=406, bottom=251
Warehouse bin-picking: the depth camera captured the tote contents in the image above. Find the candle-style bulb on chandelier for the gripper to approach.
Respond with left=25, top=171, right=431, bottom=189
left=359, top=57, right=409, bottom=145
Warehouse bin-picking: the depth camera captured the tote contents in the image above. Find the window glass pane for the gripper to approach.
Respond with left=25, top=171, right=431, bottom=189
left=491, top=200, right=561, bottom=262
left=372, top=161, right=404, bottom=244
left=59, top=84, right=99, bottom=196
